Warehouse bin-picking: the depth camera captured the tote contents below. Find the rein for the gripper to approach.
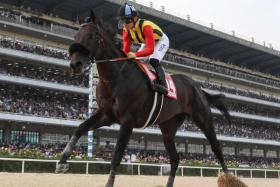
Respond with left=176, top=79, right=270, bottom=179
left=92, top=57, right=135, bottom=64
left=91, top=57, right=139, bottom=74
left=85, top=57, right=138, bottom=77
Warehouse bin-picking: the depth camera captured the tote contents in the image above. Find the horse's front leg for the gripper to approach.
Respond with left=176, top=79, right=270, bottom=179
left=105, top=124, right=133, bottom=187
left=55, top=111, right=112, bottom=173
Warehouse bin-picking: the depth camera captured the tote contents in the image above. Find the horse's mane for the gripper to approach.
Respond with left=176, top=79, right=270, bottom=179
left=81, top=15, right=123, bottom=55
left=99, top=17, right=129, bottom=59
left=95, top=17, right=116, bottom=41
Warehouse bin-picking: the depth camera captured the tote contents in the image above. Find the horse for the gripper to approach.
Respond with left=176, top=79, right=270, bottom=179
left=56, top=10, right=234, bottom=187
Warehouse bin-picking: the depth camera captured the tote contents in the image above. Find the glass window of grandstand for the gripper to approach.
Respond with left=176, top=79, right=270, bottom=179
left=147, top=142, right=165, bottom=151
left=100, top=137, right=117, bottom=149
left=11, top=130, right=39, bottom=144
left=187, top=144, right=204, bottom=154
left=252, top=149, right=264, bottom=157
left=0, top=129, right=3, bottom=142
left=205, top=145, right=214, bottom=155
left=223, top=146, right=235, bottom=156
left=266, top=150, right=277, bottom=158
left=77, top=135, right=88, bottom=146
left=41, top=133, right=69, bottom=144
left=42, top=133, right=92, bottom=146
left=238, top=148, right=250, bottom=156
left=176, top=143, right=185, bottom=153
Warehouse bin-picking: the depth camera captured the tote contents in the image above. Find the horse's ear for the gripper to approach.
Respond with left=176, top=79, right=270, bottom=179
left=90, top=10, right=96, bottom=23
left=77, top=16, right=83, bottom=25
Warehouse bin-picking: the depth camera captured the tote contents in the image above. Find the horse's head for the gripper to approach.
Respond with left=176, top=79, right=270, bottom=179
left=69, top=11, right=111, bottom=74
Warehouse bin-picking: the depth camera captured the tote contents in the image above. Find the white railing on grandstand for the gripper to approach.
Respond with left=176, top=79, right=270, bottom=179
left=0, top=158, right=279, bottom=179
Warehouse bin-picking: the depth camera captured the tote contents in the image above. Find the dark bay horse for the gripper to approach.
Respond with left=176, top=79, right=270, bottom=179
left=56, top=11, right=231, bottom=187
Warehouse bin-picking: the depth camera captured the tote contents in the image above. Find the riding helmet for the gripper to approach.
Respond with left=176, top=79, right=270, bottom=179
left=117, top=3, right=138, bottom=20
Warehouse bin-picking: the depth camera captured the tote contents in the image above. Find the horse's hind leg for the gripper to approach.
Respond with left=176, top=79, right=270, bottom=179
left=191, top=99, right=228, bottom=173
left=159, top=114, right=185, bottom=187
left=56, top=111, right=113, bottom=173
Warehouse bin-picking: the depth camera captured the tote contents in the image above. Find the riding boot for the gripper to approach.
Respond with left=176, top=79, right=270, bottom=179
left=149, top=58, right=168, bottom=95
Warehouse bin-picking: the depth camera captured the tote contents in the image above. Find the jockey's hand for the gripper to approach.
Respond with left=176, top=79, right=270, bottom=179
left=127, top=52, right=136, bottom=59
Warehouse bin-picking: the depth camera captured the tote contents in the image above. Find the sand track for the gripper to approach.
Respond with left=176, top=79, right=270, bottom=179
left=0, top=173, right=279, bottom=187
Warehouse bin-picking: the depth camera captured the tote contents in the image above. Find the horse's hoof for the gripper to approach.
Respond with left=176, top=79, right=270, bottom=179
left=55, top=163, right=69, bottom=173
left=105, top=180, right=114, bottom=187
left=166, top=176, right=174, bottom=187
left=105, top=183, right=113, bottom=187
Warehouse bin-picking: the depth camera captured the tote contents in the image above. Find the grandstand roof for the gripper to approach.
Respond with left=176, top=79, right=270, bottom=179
left=2, top=0, right=280, bottom=75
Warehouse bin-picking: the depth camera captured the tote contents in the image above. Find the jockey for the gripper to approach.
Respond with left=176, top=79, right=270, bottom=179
left=117, top=3, right=169, bottom=95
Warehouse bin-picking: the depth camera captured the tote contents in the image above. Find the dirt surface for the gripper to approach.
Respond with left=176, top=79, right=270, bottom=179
left=0, top=173, right=279, bottom=187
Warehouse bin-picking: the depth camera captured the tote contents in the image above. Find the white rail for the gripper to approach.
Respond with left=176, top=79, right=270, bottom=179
left=0, top=158, right=279, bottom=178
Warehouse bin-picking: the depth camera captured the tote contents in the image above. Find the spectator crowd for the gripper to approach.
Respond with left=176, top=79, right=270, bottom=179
left=0, top=59, right=88, bottom=87
left=165, top=52, right=280, bottom=89
left=0, top=7, right=77, bottom=37
left=0, top=85, right=88, bottom=120
left=180, top=117, right=280, bottom=142
left=0, top=36, right=70, bottom=60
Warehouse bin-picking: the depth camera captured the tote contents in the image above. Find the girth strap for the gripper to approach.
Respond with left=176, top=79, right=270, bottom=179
left=141, top=92, right=164, bottom=129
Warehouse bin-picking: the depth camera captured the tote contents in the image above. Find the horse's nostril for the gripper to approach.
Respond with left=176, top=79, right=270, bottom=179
left=76, top=61, right=82, bottom=67
left=70, top=63, right=75, bottom=69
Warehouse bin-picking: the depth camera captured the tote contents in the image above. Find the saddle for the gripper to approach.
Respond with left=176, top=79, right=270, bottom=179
left=135, top=60, right=177, bottom=100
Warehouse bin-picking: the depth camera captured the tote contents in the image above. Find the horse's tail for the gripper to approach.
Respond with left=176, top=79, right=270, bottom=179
left=202, top=90, right=231, bottom=126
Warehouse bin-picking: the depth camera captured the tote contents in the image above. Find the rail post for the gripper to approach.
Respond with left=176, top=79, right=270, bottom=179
left=21, top=160, right=25, bottom=173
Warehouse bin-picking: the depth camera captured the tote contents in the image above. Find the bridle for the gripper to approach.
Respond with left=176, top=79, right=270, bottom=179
left=69, top=21, right=135, bottom=69
left=69, top=22, right=105, bottom=63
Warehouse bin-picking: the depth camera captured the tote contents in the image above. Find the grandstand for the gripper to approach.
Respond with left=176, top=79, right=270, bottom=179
left=0, top=0, right=279, bottom=171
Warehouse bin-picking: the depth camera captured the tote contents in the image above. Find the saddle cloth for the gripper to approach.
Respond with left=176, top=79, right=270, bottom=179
left=135, top=60, right=177, bottom=100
